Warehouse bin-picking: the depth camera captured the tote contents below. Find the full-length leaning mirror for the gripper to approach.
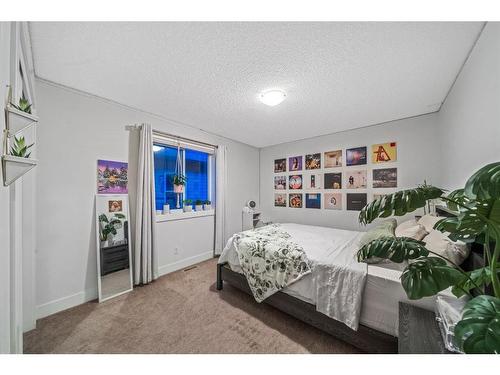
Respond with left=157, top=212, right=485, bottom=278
left=95, top=194, right=133, bottom=302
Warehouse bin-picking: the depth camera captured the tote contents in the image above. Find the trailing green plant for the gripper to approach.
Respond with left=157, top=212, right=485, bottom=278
left=357, top=162, right=500, bottom=354
left=172, top=174, right=187, bottom=186
left=10, top=135, right=33, bottom=158
left=98, top=213, right=126, bottom=242
left=10, top=97, right=32, bottom=114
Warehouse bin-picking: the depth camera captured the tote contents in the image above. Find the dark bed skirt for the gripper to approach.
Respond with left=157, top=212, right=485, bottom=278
left=216, top=262, right=398, bottom=354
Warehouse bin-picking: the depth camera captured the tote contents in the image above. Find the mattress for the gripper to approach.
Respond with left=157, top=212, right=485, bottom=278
left=221, top=223, right=451, bottom=337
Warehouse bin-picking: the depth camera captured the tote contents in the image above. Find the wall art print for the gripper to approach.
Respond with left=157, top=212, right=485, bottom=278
left=274, top=193, right=287, bottom=207
left=346, top=146, right=367, bottom=166
left=288, top=156, right=303, bottom=171
left=372, top=142, right=397, bottom=163
left=305, top=153, right=321, bottom=170
left=324, top=193, right=342, bottom=210
left=274, top=175, right=287, bottom=190
left=289, top=193, right=303, bottom=208
left=345, top=170, right=367, bottom=189
left=274, top=158, right=287, bottom=173
left=289, top=175, right=303, bottom=190
left=373, top=168, right=397, bottom=188
left=305, top=193, right=321, bottom=209
left=324, top=172, right=342, bottom=189
left=97, top=160, right=128, bottom=194
left=347, top=193, right=367, bottom=211
left=324, top=150, right=342, bottom=168
left=304, top=173, right=323, bottom=190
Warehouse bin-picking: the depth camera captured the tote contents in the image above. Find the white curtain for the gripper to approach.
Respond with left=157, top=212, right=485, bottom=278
left=133, top=123, right=157, bottom=284
left=214, top=145, right=227, bottom=255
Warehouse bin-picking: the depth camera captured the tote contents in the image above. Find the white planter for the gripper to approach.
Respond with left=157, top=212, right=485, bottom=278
left=195, top=205, right=203, bottom=211
left=162, top=204, right=170, bottom=214
left=183, top=205, right=193, bottom=212
left=5, top=105, right=39, bottom=136
left=2, top=155, right=38, bottom=186
left=203, top=204, right=212, bottom=210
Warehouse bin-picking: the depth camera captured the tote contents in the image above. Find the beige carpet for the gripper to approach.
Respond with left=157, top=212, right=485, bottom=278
left=24, top=258, right=361, bottom=354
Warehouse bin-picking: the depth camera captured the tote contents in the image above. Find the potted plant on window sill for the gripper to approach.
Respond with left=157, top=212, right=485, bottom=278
left=203, top=200, right=212, bottom=211
left=195, top=199, right=203, bottom=211
left=357, top=162, right=500, bottom=354
left=183, top=199, right=193, bottom=212
left=173, top=174, right=187, bottom=193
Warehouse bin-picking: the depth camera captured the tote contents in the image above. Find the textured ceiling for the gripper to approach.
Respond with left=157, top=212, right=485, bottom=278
left=29, top=22, right=483, bottom=147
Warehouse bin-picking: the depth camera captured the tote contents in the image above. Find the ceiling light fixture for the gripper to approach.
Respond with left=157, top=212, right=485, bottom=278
left=259, top=90, right=286, bottom=106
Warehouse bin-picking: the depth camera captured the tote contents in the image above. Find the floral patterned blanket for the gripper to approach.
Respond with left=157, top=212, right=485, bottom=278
left=233, top=224, right=312, bottom=302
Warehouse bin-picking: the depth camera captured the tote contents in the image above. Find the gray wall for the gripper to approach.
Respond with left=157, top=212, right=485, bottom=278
left=35, top=80, right=260, bottom=317
left=437, top=22, right=500, bottom=190
left=259, top=114, right=441, bottom=231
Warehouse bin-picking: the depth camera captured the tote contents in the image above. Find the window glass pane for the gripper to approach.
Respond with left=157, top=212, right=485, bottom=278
left=153, top=144, right=181, bottom=210
left=185, top=149, right=209, bottom=204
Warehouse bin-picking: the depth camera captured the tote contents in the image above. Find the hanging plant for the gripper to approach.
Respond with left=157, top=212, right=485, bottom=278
left=10, top=135, right=34, bottom=158
left=10, top=97, right=32, bottom=114
left=172, top=174, right=187, bottom=186
left=173, top=142, right=186, bottom=194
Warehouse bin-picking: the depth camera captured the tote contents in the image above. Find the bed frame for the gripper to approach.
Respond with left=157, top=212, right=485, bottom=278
left=216, top=262, right=398, bottom=353
left=216, top=207, right=483, bottom=354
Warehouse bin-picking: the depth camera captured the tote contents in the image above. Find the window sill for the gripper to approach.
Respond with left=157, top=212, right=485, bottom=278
left=156, top=209, right=215, bottom=223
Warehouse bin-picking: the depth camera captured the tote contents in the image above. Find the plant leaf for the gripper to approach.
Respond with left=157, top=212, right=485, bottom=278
left=401, top=257, right=464, bottom=299
left=454, top=295, right=500, bottom=353
left=452, top=266, right=500, bottom=297
left=357, top=236, right=429, bottom=263
left=359, top=185, right=444, bottom=224
left=445, top=189, right=471, bottom=212
left=464, top=162, right=500, bottom=201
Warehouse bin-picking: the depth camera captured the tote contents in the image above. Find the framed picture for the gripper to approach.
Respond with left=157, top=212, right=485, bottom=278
left=289, top=193, right=303, bottom=208
left=324, top=172, right=342, bottom=189
left=108, top=200, right=123, bottom=213
left=289, top=175, right=303, bottom=190
left=324, top=193, right=342, bottom=210
left=288, top=156, right=303, bottom=171
left=372, top=142, right=397, bottom=163
left=274, top=175, right=287, bottom=190
left=97, top=160, right=128, bottom=194
left=346, top=147, right=367, bottom=166
left=274, top=158, right=286, bottom=173
left=345, top=170, right=367, bottom=189
left=324, top=150, right=342, bottom=168
left=304, top=173, right=323, bottom=189
left=373, top=168, right=397, bottom=188
left=305, top=193, right=321, bottom=209
left=347, top=193, right=367, bottom=211
left=274, top=193, right=287, bottom=207
left=305, top=153, right=321, bottom=170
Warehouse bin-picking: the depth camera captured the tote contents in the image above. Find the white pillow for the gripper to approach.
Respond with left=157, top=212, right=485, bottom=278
left=423, top=230, right=470, bottom=266
left=395, top=219, right=428, bottom=240
left=418, top=214, right=446, bottom=232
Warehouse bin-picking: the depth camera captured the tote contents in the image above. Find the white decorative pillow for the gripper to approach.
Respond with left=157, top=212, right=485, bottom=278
left=418, top=214, right=446, bottom=232
left=395, top=219, right=428, bottom=240
left=423, top=230, right=470, bottom=266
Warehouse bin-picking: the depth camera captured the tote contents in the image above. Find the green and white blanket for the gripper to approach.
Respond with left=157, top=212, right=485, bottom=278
left=233, top=224, right=312, bottom=302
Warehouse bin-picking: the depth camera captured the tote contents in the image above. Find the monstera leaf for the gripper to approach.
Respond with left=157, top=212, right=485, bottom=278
left=454, top=295, right=500, bottom=354
left=401, top=257, right=464, bottom=300
left=445, top=189, right=471, bottom=212
left=464, top=162, right=500, bottom=201
left=359, top=185, right=444, bottom=224
left=452, top=266, right=498, bottom=297
left=357, top=237, right=429, bottom=263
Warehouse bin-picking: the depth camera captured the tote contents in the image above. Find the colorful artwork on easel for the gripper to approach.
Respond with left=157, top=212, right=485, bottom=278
left=97, top=160, right=128, bottom=194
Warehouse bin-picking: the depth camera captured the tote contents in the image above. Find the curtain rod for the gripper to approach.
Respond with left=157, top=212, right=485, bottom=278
left=126, top=124, right=218, bottom=149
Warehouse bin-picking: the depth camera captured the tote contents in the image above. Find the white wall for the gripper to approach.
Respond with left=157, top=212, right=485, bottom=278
left=437, top=22, right=500, bottom=190
left=0, top=21, right=12, bottom=354
left=259, top=114, right=441, bottom=231
left=35, top=80, right=260, bottom=318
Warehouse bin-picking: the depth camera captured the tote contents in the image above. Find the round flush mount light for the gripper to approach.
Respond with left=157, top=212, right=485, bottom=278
left=259, top=90, right=286, bottom=106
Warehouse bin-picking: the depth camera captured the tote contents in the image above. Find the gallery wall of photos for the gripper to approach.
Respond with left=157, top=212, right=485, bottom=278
left=273, top=142, right=397, bottom=211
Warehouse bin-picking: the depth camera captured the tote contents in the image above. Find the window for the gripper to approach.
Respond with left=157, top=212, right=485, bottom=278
left=153, top=143, right=212, bottom=211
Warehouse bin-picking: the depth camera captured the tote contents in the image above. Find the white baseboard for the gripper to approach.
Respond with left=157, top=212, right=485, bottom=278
left=36, top=287, right=98, bottom=320
left=158, top=251, right=214, bottom=277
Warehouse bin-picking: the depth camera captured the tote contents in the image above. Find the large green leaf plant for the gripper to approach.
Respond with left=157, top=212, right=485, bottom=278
left=357, top=162, right=500, bottom=354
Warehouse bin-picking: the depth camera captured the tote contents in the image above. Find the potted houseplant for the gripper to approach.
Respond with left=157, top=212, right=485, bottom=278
left=98, top=213, right=126, bottom=248
left=10, top=135, right=33, bottom=158
left=195, top=199, right=203, bottom=211
left=173, top=174, right=187, bottom=193
left=10, top=97, right=32, bottom=114
left=183, top=199, right=193, bottom=212
left=357, top=162, right=500, bottom=354
left=203, top=200, right=212, bottom=210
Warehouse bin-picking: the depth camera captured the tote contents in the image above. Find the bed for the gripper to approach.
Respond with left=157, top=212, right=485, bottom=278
left=216, top=221, right=456, bottom=353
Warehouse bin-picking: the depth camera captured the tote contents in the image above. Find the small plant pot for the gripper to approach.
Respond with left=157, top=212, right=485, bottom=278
left=162, top=204, right=170, bottom=214
left=195, top=205, right=203, bottom=211
left=183, top=206, right=192, bottom=212
left=203, top=204, right=212, bottom=210
left=173, top=184, right=184, bottom=193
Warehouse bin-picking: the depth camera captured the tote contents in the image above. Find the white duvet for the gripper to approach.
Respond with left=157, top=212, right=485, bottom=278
left=219, top=223, right=368, bottom=330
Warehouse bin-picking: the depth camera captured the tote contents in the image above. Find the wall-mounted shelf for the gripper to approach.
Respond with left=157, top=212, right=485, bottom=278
left=5, top=105, right=38, bottom=137
left=2, top=155, right=38, bottom=186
